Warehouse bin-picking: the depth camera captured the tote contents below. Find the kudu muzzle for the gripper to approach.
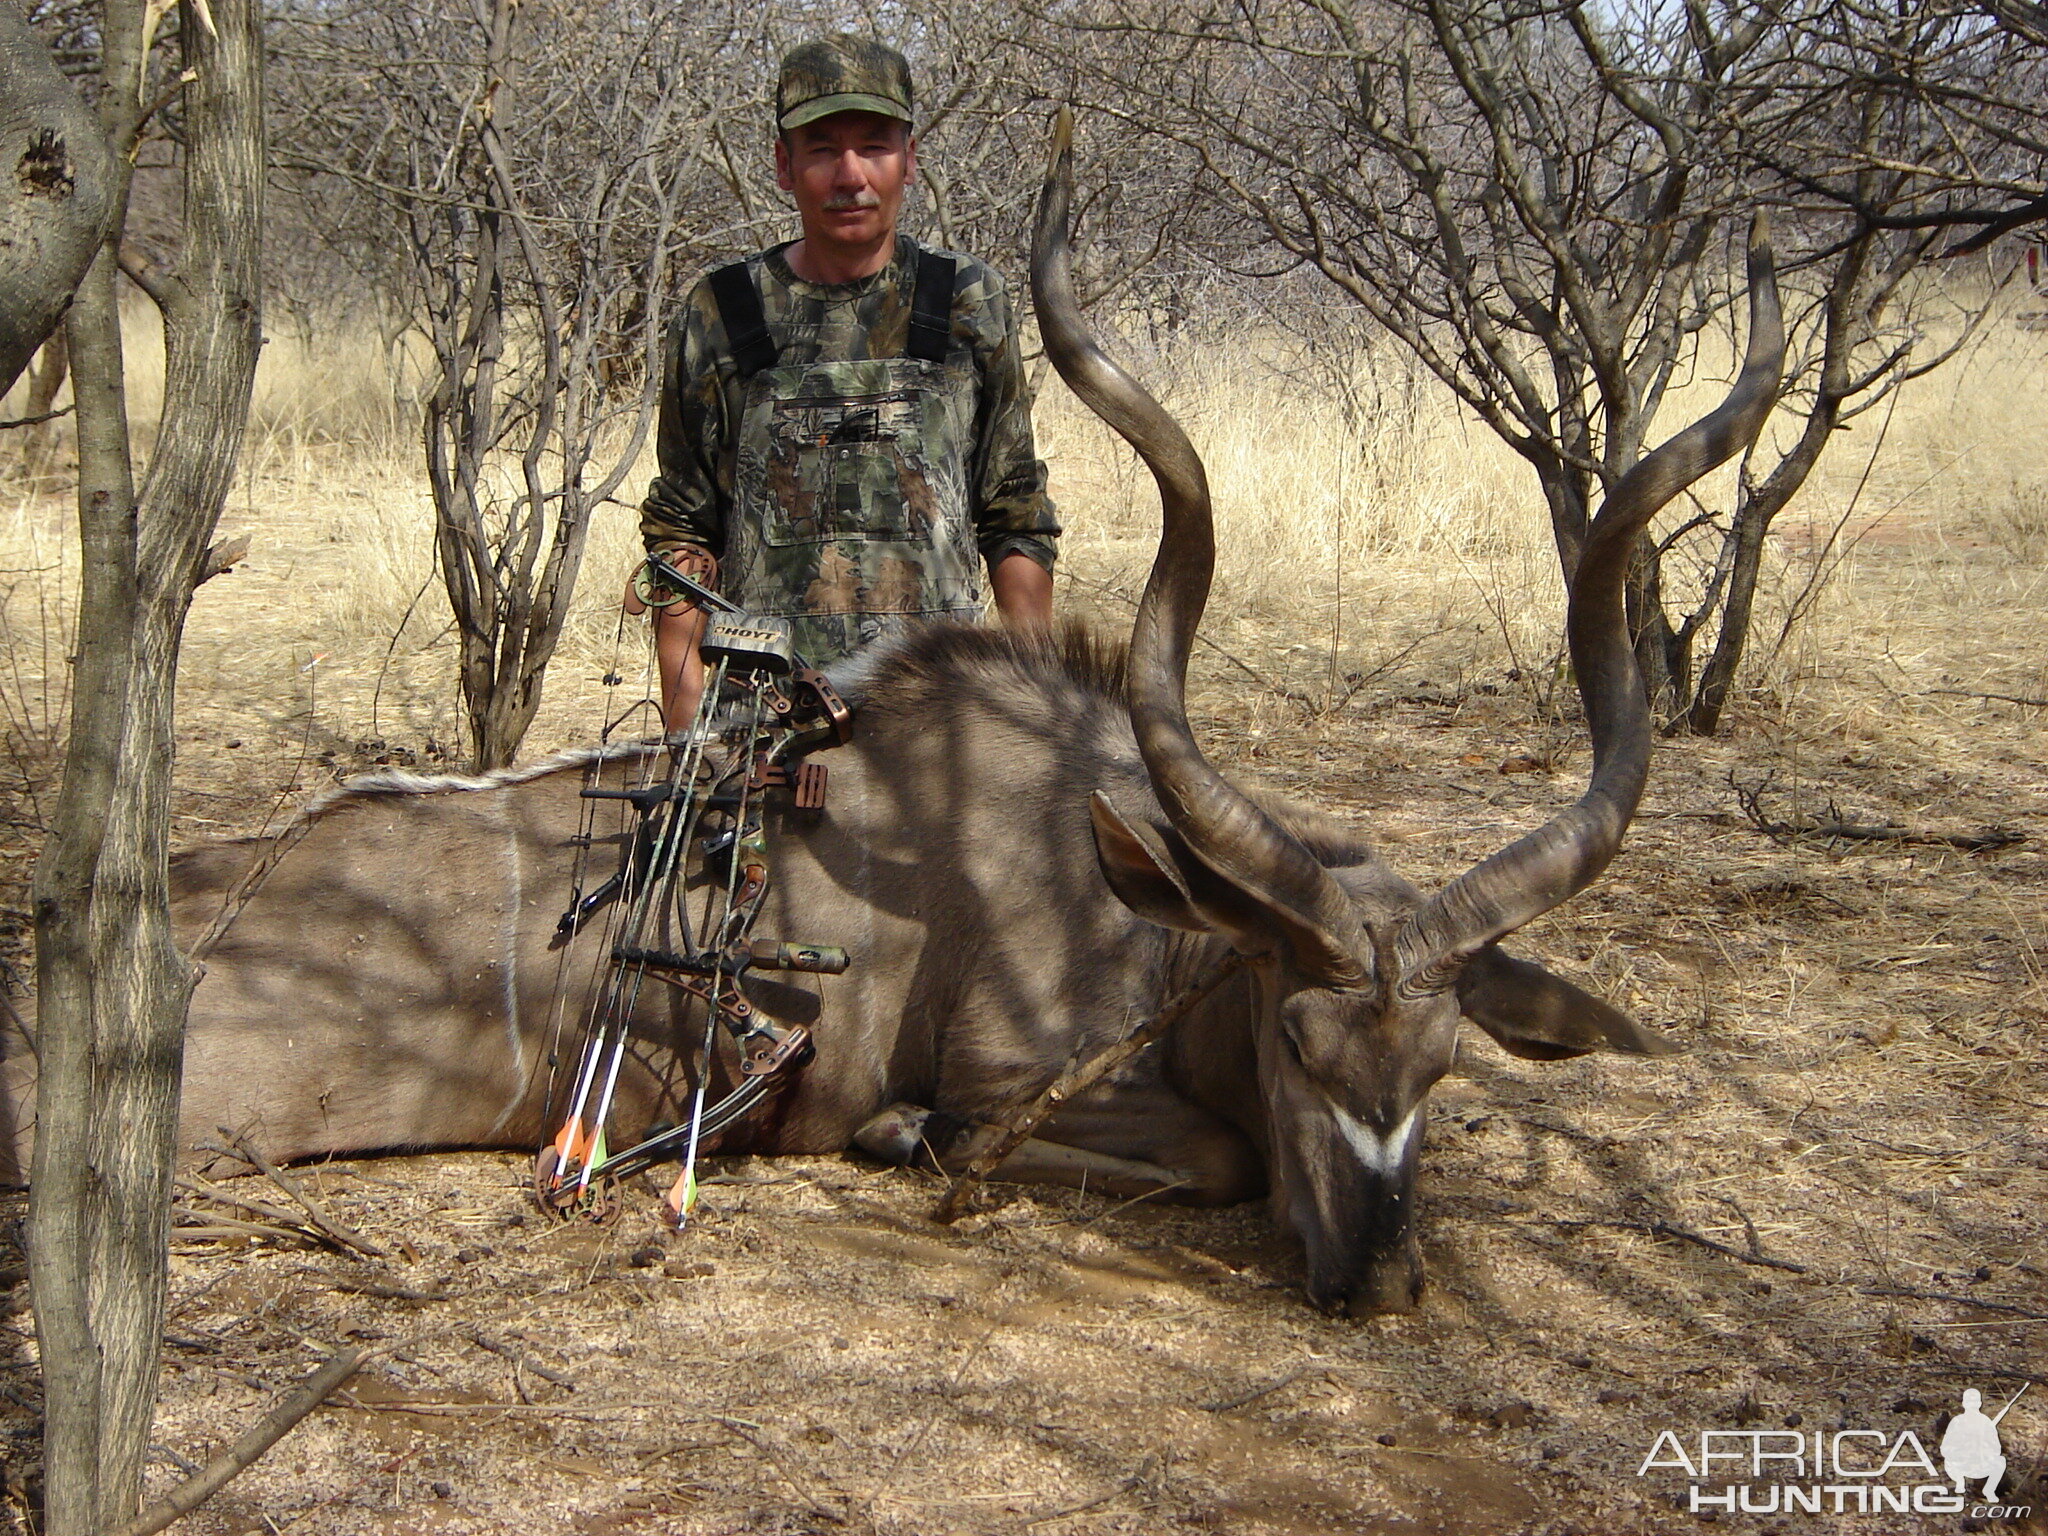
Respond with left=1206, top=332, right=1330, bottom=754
left=1281, top=1105, right=1428, bottom=1316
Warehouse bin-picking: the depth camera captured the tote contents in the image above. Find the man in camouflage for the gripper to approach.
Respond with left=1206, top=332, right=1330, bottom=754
left=632, top=35, right=1059, bottom=725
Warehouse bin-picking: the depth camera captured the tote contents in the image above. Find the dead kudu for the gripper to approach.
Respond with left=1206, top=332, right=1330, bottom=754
left=0, top=125, right=1784, bottom=1315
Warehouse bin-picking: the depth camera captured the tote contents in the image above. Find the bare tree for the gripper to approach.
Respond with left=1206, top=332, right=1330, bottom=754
left=408, top=0, right=693, bottom=769
left=1752, top=0, right=2048, bottom=263
left=273, top=0, right=715, bottom=768
left=25, top=0, right=265, bottom=1528
left=1052, top=0, right=2035, bottom=730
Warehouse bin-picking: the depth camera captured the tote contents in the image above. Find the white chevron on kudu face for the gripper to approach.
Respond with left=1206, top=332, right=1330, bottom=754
left=1326, top=1100, right=1420, bottom=1177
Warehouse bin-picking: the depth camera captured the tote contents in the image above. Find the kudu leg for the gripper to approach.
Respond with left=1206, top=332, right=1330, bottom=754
left=854, top=1097, right=1261, bottom=1206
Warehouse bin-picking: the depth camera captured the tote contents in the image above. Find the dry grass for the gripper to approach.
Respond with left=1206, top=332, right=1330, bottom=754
left=0, top=306, right=2044, bottom=1534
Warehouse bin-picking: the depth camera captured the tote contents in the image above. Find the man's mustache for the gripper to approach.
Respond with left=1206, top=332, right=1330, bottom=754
left=822, top=191, right=883, bottom=212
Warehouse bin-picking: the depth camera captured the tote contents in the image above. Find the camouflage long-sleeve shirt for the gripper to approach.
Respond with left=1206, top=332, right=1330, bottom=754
left=639, top=235, right=1060, bottom=573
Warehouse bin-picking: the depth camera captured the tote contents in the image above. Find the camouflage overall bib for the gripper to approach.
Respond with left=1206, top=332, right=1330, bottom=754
left=719, top=256, right=983, bottom=666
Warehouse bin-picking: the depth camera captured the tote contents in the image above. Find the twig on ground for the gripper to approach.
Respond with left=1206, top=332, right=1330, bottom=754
left=1928, top=688, right=2048, bottom=708
left=1915, top=1364, right=2047, bottom=1387
left=148, top=1444, right=203, bottom=1477
left=1859, top=1286, right=2048, bottom=1321
left=1545, top=1217, right=1809, bottom=1273
left=713, top=1416, right=845, bottom=1525
left=108, top=1347, right=366, bottom=1536
left=934, top=953, right=1246, bottom=1224
left=1516, top=1115, right=1601, bottom=1144
left=272, top=1449, right=422, bottom=1535
left=330, top=1393, right=635, bottom=1419
left=466, top=1328, right=577, bottom=1389
left=169, top=1206, right=321, bottom=1248
left=176, top=1175, right=316, bottom=1232
left=1201, top=1366, right=1327, bottom=1412
left=636, top=1438, right=721, bottom=1466
left=1024, top=1460, right=1153, bottom=1527
left=855, top=1287, right=1028, bottom=1522
left=204, top=1129, right=390, bottom=1258
left=327, top=1277, right=449, bottom=1302
left=1716, top=1195, right=1765, bottom=1262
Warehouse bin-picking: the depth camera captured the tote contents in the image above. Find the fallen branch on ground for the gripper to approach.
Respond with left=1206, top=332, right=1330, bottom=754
left=329, top=1393, right=635, bottom=1419
left=169, top=1206, right=321, bottom=1248
left=1928, top=688, right=2048, bottom=709
left=932, top=953, right=1247, bottom=1224
left=272, top=1449, right=423, bottom=1536
left=1024, top=1459, right=1154, bottom=1527
left=108, top=1347, right=366, bottom=1536
left=203, top=1128, right=390, bottom=1258
left=713, top=1416, right=846, bottom=1525
left=1731, top=771, right=2023, bottom=852
left=466, top=1328, right=577, bottom=1389
left=176, top=1175, right=316, bottom=1232
left=1543, top=1217, right=1809, bottom=1273
left=175, top=1175, right=358, bottom=1252
left=327, top=1276, right=449, bottom=1302
left=1858, top=1286, right=2048, bottom=1321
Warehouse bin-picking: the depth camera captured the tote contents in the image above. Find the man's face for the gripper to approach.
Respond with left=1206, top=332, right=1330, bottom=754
left=775, top=111, right=916, bottom=255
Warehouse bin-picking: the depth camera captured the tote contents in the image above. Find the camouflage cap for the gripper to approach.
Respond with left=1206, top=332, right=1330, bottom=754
left=776, top=36, right=913, bottom=131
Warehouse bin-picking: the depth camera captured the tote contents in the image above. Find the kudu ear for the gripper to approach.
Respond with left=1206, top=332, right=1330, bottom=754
left=1455, top=946, right=1682, bottom=1060
left=1090, top=793, right=1212, bottom=932
left=1089, top=793, right=1358, bottom=974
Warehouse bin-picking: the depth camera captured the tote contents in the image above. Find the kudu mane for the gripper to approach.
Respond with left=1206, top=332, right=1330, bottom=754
left=171, top=621, right=1371, bottom=906
left=841, top=620, right=1374, bottom=869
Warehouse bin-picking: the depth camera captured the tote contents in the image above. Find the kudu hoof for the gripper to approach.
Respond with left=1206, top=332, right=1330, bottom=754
left=853, top=1103, right=975, bottom=1170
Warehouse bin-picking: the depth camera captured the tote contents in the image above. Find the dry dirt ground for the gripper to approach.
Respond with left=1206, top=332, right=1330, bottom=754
left=1, top=470, right=2046, bottom=1535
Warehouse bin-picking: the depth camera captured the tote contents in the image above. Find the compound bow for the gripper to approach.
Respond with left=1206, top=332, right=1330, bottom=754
left=536, top=551, right=852, bottom=1227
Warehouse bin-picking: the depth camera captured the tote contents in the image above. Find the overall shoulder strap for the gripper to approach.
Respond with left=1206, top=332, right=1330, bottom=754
left=905, top=248, right=957, bottom=364
left=708, top=260, right=778, bottom=380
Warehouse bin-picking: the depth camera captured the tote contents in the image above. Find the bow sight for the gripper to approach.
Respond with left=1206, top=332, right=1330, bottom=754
left=538, top=552, right=852, bottom=1227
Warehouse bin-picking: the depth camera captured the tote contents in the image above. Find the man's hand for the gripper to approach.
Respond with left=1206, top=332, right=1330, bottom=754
left=625, top=549, right=717, bottom=730
left=990, top=551, right=1054, bottom=629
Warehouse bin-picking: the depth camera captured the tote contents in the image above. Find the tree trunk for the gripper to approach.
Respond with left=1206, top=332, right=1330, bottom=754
left=0, top=3, right=116, bottom=395
left=29, top=237, right=135, bottom=1536
left=28, top=0, right=146, bottom=1520
left=1680, top=415, right=1835, bottom=734
left=1676, top=236, right=1873, bottom=736
left=1679, top=484, right=1772, bottom=735
left=27, top=0, right=264, bottom=1527
left=1534, top=454, right=1591, bottom=585
left=0, top=7, right=115, bottom=397
left=23, top=329, right=68, bottom=415
left=1626, top=540, right=1684, bottom=721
